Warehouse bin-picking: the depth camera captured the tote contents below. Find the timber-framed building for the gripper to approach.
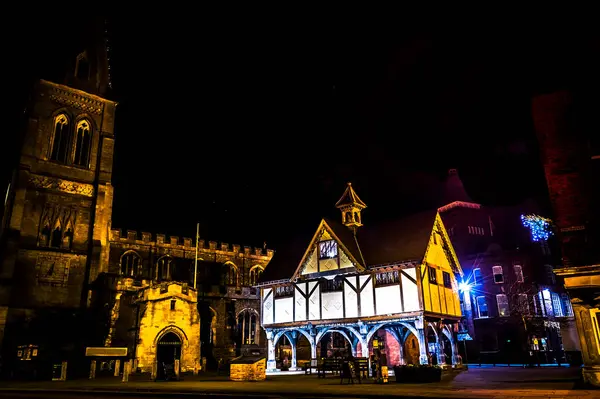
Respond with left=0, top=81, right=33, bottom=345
left=257, top=183, right=464, bottom=371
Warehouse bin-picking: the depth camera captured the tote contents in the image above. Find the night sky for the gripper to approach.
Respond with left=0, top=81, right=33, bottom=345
left=2, top=16, right=598, bottom=250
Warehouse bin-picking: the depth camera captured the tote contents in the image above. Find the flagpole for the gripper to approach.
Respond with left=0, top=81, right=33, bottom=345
left=194, top=222, right=199, bottom=289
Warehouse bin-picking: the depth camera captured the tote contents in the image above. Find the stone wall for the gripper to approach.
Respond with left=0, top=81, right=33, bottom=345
left=230, top=358, right=266, bottom=381
left=135, top=282, right=200, bottom=373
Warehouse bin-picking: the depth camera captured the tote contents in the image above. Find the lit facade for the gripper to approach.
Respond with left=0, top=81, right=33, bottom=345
left=258, top=184, right=464, bottom=371
left=532, top=90, right=600, bottom=386
left=0, top=20, right=272, bottom=379
left=438, top=169, right=578, bottom=365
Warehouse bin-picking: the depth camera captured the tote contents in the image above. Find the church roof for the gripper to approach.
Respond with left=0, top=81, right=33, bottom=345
left=335, top=182, right=367, bottom=209
left=258, top=209, right=437, bottom=284
left=439, top=169, right=476, bottom=207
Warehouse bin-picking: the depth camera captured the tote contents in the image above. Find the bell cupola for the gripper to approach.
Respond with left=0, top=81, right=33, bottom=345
left=335, top=182, right=367, bottom=230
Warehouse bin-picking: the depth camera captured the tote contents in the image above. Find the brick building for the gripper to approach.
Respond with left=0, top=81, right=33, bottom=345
left=438, top=169, right=579, bottom=365
left=0, top=19, right=272, bottom=379
left=532, top=90, right=600, bottom=386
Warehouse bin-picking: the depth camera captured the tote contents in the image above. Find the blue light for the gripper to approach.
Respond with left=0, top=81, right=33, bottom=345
left=521, top=214, right=553, bottom=242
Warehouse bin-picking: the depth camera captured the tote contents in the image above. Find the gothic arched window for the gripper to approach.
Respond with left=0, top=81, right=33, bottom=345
left=121, top=251, right=142, bottom=277
left=156, top=256, right=174, bottom=281
left=223, top=263, right=238, bottom=286
left=249, top=266, right=263, bottom=286
left=50, top=114, right=70, bottom=163
left=75, top=52, right=90, bottom=80
left=73, top=120, right=91, bottom=167
left=237, top=309, right=259, bottom=345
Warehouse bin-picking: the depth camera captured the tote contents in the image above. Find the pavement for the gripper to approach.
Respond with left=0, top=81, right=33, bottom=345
left=0, top=367, right=598, bottom=399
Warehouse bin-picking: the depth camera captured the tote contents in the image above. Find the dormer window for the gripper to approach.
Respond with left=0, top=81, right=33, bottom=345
left=319, top=240, right=338, bottom=259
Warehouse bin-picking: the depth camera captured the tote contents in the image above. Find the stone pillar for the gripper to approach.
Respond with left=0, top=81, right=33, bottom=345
left=417, top=329, right=429, bottom=365
left=360, top=338, right=369, bottom=358
left=60, top=361, right=68, bottom=381
left=437, top=335, right=446, bottom=366
left=310, top=340, right=317, bottom=359
left=174, top=359, right=180, bottom=380
left=573, top=302, right=600, bottom=387
left=151, top=360, right=157, bottom=380
left=114, top=359, right=120, bottom=376
left=122, top=360, right=131, bottom=382
left=266, top=330, right=276, bottom=371
left=287, top=331, right=299, bottom=371
left=89, top=360, right=96, bottom=379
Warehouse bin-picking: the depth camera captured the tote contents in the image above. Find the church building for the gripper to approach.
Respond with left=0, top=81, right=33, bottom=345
left=0, top=19, right=272, bottom=379
left=257, top=183, right=464, bottom=370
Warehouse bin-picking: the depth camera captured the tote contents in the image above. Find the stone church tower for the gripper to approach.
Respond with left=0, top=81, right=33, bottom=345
left=0, top=18, right=117, bottom=376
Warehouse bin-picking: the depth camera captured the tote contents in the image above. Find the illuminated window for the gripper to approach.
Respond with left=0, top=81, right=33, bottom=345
left=492, top=266, right=504, bottom=284
left=274, top=285, right=293, bottom=298
left=73, top=120, right=92, bottom=167
left=249, top=266, right=263, bottom=286
left=496, top=294, right=509, bottom=317
left=561, top=294, right=574, bottom=317
left=552, top=292, right=564, bottom=317
left=375, top=270, right=399, bottom=286
left=476, top=296, right=488, bottom=318
left=428, top=266, right=437, bottom=284
left=473, top=268, right=482, bottom=284
left=513, top=265, right=524, bottom=283
left=443, top=271, right=452, bottom=289
left=319, top=240, right=338, bottom=259
left=121, top=251, right=141, bottom=277
left=50, top=114, right=70, bottom=163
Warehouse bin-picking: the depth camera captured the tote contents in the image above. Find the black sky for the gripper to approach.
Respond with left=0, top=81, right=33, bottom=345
left=2, top=15, right=598, bottom=250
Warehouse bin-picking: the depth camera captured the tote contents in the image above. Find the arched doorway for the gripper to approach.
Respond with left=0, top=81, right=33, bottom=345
left=317, top=331, right=352, bottom=359
left=403, top=333, right=420, bottom=365
left=156, top=332, right=182, bottom=379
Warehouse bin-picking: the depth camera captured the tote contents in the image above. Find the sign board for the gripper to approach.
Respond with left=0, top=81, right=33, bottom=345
left=457, top=332, right=473, bottom=341
left=85, top=347, right=128, bottom=357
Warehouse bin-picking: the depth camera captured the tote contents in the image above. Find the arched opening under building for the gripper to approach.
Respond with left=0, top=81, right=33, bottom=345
left=355, top=324, right=422, bottom=367
left=317, top=331, right=352, bottom=359
left=156, top=332, right=181, bottom=380
left=273, top=330, right=312, bottom=370
left=199, top=303, right=217, bottom=370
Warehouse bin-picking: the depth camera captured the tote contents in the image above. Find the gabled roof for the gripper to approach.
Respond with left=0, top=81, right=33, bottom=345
left=335, top=182, right=367, bottom=209
left=258, top=210, right=439, bottom=284
left=439, top=169, right=478, bottom=209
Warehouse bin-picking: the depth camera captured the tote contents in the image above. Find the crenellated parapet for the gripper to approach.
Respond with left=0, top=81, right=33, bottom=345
left=109, top=228, right=274, bottom=260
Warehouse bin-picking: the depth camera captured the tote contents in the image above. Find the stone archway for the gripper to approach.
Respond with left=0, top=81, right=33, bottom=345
left=156, top=332, right=182, bottom=380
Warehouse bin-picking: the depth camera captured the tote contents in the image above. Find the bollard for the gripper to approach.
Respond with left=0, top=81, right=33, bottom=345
left=122, top=360, right=130, bottom=382
left=194, top=360, right=199, bottom=376
left=174, top=359, right=180, bottom=380
left=114, top=359, right=120, bottom=377
left=89, top=360, right=96, bottom=379
left=60, top=361, right=68, bottom=381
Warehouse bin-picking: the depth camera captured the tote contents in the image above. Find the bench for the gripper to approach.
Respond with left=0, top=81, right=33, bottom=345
left=317, top=358, right=342, bottom=378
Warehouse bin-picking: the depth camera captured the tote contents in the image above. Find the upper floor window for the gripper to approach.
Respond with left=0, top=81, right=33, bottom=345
left=249, top=266, right=263, bottom=286
left=476, top=296, right=488, bottom=318
left=468, top=226, right=484, bottom=235
left=552, top=292, right=564, bottom=317
left=50, top=114, right=70, bottom=163
left=237, top=309, right=259, bottom=345
left=442, top=271, right=452, bottom=289
left=428, top=266, right=437, bottom=284
left=473, top=268, right=482, bottom=284
left=375, top=270, right=399, bottom=286
left=496, top=294, right=509, bottom=317
left=156, top=256, right=174, bottom=281
left=223, top=263, right=238, bottom=286
left=513, top=265, right=524, bottom=283
left=75, top=52, right=90, bottom=80
left=319, top=240, right=338, bottom=259
left=492, top=265, right=504, bottom=284
left=320, top=276, right=344, bottom=292
left=121, top=251, right=141, bottom=277
left=73, top=120, right=92, bottom=167
left=561, top=294, right=574, bottom=317
left=517, top=293, right=529, bottom=315
left=274, top=285, right=294, bottom=298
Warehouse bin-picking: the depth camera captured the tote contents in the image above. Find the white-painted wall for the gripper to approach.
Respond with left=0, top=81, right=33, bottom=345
left=359, top=275, right=375, bottom=317
left=375, top=284, right=402, bottom=315
left=321, top=291, right=344, bottom=319
left=402, top=268, right=420, bottom=312
left=262, top=288, right=273, bottom=325
left=274, top=297, right=293, bottom=323
left=344, top=285, right=359, bottom=318
left=308, top=281, right=320, bottom=320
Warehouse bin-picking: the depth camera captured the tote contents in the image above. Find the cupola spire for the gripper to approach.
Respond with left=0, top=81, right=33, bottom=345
left=335, top=182, right=367, bottom=231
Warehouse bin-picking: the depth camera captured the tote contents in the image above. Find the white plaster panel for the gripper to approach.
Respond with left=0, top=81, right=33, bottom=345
left=402, top=270, right=420, bottom=312
left=295, top=291, right=306, bottom=322
left=274, top=297, right=293, bottom=323
left=375, top=284, right=402, bottom=315
left=344, top=284, right=358, bottom=318
left=359, top=276, right=374, bottom=317
left=302, top=248, right=318, bottom=275
left=262, top=289, right=273, bottom=325
left=321, top=291, right=343, bottom=320
left=308, top=285, right=320, bottom=320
